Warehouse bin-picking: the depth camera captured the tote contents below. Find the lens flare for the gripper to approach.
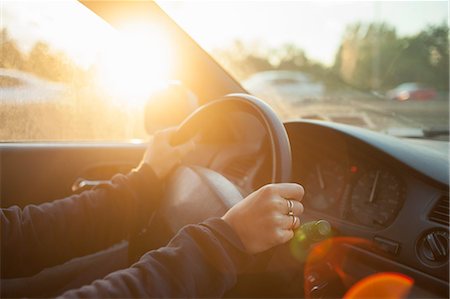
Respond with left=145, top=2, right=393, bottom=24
left=292, top=236, right=415, bottom=299
left=344, top=272, right=414, bottom=299
left=302, top=237, right=374, bottom=295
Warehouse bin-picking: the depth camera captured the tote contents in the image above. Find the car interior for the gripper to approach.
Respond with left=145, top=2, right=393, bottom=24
left=1, top=1, right=448, bottom=298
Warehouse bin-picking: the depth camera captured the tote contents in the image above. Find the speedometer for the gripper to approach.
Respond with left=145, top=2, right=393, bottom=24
left=304, top=160, right=347, bottom=212
left=349, top=169, right=404, bottom=228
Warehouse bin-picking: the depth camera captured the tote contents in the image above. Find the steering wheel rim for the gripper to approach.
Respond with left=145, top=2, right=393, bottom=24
left=172, top=93, right=292, bottom=183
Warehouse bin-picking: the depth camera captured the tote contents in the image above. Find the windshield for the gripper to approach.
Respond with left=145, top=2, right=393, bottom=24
left=161, top=1, right=449, bottom=138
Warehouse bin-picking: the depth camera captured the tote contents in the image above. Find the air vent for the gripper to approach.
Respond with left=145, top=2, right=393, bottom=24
left=429, top=195, right=449, bottom=226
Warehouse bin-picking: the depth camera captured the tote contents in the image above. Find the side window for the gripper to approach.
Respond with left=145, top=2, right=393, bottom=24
left=0, top=1, right=173, bottom=142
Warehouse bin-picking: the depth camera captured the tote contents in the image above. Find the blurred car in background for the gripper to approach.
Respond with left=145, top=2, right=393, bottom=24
left=0, top=68, right=67, bottom=104
left=387, top=82, right=437, bottom=101
left=242, top=70, right=324, bottom=102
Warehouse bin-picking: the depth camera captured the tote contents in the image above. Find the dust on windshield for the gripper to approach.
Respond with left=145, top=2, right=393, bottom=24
left=0, top=1, right=170, bottom=142
left=161, top=1, right=449, bottom=137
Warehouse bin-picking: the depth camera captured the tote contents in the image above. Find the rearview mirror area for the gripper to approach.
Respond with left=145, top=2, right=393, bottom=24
left=145, top=82, right=199, bottom=134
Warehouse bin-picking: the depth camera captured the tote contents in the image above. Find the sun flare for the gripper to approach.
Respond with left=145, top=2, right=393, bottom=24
left=97, top=21, right=173, bottom=107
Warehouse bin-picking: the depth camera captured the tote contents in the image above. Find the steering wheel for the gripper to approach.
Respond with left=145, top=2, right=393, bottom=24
left=128, top=93, right=292, bottom=261
left=161, top=93, right=292, bottom=231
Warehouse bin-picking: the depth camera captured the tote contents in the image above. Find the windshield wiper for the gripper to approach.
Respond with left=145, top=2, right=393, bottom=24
left=385, top=127, right=449, bottom=139
left=422, top=128, right=450, bottom=138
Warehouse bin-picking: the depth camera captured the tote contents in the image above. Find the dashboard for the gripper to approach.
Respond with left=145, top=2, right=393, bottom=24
left=164, top=116, right=448, bottom=298
left=285, top=120, right=449, bottom=298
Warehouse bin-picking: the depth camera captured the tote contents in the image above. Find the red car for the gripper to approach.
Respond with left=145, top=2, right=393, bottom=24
left=387, top=82, right=437, bottom=101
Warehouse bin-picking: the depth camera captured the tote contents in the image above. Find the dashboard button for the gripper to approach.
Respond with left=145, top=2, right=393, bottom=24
left=374, top=236, right=400, bottom=255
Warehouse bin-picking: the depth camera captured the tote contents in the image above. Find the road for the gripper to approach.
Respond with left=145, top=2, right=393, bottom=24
left=258, top=90, right=449, bottom=133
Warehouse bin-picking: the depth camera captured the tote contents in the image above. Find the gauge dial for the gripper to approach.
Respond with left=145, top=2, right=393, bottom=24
left=350, top=169, right=404, bottom=228
left=304, top=160, right=347, bottom=211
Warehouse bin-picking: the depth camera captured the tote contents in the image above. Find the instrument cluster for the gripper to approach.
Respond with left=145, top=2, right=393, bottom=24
left=301, top=157, right=406, bottom=229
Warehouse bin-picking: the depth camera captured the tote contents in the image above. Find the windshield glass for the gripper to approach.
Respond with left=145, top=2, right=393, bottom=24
left=1, top=1, right=175, bottom=141
left=161, top=1, right=449, bottom=138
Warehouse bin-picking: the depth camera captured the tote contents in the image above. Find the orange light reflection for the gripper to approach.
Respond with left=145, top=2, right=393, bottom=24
left=294, top=237, right=414, bottom=299
left=302, top=237, right=373, bottom=294
left=344, top=272, right=414, bottom=299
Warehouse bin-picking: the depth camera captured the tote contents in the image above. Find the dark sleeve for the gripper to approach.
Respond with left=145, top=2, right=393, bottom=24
left=1, top=165, right=162, bottom=279
left=59, top=218, right=253, bottom=298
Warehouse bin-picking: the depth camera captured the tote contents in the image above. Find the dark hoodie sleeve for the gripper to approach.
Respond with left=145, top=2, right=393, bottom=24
left=60, top=218, right=253, bottom=298
left=1, top=164, right=161, bottom=279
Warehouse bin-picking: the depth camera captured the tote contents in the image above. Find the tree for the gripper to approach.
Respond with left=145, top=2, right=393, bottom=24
left=379, top=23, right=449, bottom=90
left=334, top=22, right=449, bottom=91
left=334, top=22, right=401, bottom=90
left=212, top=40, right=272, bottom=80
left=0, top=28, right=26, bottom=70
left=276, top=43, right=308, bottom=70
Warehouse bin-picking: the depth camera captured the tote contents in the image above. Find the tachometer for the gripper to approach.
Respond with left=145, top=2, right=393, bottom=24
left=349, top=169, right=404, bottom=228
left=304, top=160, right=347, bottom=211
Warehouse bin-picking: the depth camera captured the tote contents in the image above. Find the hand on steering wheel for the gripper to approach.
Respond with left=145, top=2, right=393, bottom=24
left=142, top=128, right=196, bottom=179
left=223, top=183, right=304, bottom=254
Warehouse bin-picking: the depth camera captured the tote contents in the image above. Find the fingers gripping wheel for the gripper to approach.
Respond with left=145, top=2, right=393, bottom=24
left=171, top=93, right=292, bottom=183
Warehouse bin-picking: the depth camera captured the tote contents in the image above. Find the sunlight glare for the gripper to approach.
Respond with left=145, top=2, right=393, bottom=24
left=97, top=21, right=173, bottom=107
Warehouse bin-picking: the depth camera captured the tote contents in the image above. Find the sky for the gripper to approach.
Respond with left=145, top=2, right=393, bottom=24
left=160, top=1, right=449, bottom=65
left=1, top=0, right=113, bottom=67
left=1, top=1, right=448, bottom=67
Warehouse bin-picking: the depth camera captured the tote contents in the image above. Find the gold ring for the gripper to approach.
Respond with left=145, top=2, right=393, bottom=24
left=291, top=215, right=298, bottom=230
left=287, top=199, right=294, bottom=215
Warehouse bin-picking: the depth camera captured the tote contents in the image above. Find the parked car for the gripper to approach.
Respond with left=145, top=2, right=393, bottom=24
left=0, top=68, right=67, bottom=104
left=387, top=82, right=437, bottom=101
left=243, top=70, right=325, bottom=102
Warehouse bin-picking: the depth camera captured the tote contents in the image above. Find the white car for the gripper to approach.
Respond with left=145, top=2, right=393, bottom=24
left=243, top=70, right=325, bottom=102
left=0, top=68, right=67, bottom=104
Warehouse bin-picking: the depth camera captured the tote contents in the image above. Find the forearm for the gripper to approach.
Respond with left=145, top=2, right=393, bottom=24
left=1, top=165, right=161, bottom=278
left=60, top=218, right=252, bottom=298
